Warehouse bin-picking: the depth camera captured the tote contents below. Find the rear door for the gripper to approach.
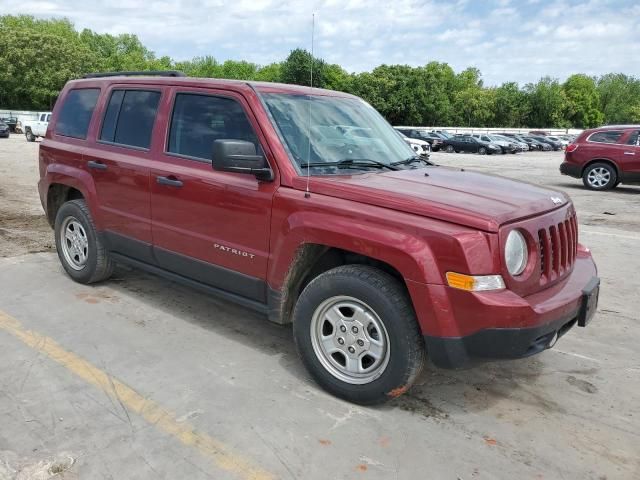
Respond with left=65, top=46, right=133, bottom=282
left=84, top=86, right=163, bottom=261
left=149, top=87, right=278, bottom=302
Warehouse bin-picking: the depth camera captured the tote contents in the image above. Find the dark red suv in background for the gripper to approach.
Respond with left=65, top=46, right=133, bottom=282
left=561, top=125, right=640, bottom=190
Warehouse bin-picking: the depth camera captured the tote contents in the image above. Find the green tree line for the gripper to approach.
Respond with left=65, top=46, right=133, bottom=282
left=2, top=15, right=639, bottom=128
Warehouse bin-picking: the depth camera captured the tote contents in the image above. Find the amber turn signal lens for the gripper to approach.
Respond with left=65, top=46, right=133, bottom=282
left=446, top=272, right=506, bottom=291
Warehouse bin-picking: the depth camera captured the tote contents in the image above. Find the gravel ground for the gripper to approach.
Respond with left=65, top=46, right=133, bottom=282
left=0, top=135, right=52, bottom=257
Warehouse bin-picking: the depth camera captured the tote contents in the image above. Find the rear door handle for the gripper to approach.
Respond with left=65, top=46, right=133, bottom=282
left=156, top=176, right=183, bottom=188
left=87, top=160, right=108, bottom=170
left=623, top=151, right=635, bottom=155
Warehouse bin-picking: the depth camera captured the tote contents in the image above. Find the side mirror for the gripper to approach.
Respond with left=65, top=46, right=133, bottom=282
left=212, top=139, right=273, bottom=181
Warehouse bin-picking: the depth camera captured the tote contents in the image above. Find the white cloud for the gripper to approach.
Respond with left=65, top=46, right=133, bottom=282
left=0, top=0, right=638, bottom=85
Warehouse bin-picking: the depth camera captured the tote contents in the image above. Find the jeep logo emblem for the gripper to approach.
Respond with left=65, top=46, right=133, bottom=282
left=551, top=196, right=563, bottom=205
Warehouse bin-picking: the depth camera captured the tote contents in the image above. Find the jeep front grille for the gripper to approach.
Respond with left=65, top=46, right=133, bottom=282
left=538, top=213, right=578, bottom=285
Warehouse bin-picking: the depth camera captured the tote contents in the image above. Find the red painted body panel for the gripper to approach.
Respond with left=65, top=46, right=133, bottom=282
left=39, top=76, right=598, bottom=344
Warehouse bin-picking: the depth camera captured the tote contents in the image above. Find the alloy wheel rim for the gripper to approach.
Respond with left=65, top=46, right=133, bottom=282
left=587, top=167, right=610, bottom=188
left=310, top=295, right=390, bottom=385
left=60, top=217, right=89, bottom=270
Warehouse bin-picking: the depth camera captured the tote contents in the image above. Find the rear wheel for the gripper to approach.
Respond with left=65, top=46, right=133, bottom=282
left=445, top=145, right=455, bottom=153
left=293, top=265, right=425, bottom=405
left=54, top=199, right=114, bottom=283
left=582, top=162, right=617, bottom=190
left=25, top=128, right=35, bottom=142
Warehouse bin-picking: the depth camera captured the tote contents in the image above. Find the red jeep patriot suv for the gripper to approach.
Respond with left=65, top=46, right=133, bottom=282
left=39, top=72, right=599, bottom=404
left=561, top=125, right=640, bottom=190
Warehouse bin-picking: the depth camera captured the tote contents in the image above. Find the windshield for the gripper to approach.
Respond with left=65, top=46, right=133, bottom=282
left=261, top=93, right=416, bottom=174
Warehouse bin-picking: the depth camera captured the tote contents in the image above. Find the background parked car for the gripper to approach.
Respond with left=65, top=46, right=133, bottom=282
left=0, top=121, right=10, bottom=138
left=521, top=136, right=552, bottom=151
left=442, top=134, right=501, bottom=154
left=492, top=134, right=528, bottom=152
left=0, top=116, right=18, bottom=133
left=529, top=135, right=562, bottom=151
left=561, top=125, right=640, bottom=190
left=545, top=135, right=569, bottom=148
left=500, top=133, right=537, bottom=151
left=470, top=134, right=517, bottom=154
left=529, top=130, right=549, bottom=136
left=395, top=128, right=443, bottom=151
left=396, top=130, right=431, bottom=157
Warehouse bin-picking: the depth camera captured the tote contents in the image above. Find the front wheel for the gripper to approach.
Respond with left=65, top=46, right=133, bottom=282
left=25, top=128, right=35, bottom=142
left=445, top=145, right=455, bottom=153
left=293, top=265, right=425, bottom=405
left=478, top=147, right=487, bottom=155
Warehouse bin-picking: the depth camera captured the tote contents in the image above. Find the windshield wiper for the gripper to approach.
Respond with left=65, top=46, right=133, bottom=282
left=390, top=155, right=435, bottom=167
left=301, top=158, right=399, bottom=171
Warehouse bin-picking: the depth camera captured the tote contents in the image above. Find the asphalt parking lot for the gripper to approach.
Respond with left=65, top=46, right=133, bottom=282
left=1, top=134, right=639, bottom=479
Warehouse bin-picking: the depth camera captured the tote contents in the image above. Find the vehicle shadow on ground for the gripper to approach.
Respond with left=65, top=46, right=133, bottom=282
left=553, top=182, right=640, bottom=195
left=386, top=357, right=554, bottom=420
left=105, top=264, right=305, bottom=370
left=104, top=264, right=553, bottom=418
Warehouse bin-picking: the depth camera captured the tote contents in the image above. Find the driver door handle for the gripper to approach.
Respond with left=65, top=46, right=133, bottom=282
left=623, top=151, right=635, bottom=155
left=156, top=175, right=183, bottom=188
left=87, top=160, right=108, bottom=170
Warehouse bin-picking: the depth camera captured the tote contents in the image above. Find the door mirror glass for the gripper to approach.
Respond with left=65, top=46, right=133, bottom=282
left=212, top=139, right=273, bottom=181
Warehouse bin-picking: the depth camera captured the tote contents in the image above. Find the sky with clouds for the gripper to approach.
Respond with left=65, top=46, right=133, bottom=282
left=2, top=0, right=639, bottom=85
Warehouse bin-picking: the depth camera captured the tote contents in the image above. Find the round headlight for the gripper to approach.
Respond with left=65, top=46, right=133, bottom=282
left=505, top=230, right=528, bottom=276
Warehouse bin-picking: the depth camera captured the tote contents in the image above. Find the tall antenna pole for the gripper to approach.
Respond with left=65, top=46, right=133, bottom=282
left=305, top=13, right=315, bottom=199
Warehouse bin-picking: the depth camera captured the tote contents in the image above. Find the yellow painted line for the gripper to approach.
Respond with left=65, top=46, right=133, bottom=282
left=0, top=310, right=274, bottom=480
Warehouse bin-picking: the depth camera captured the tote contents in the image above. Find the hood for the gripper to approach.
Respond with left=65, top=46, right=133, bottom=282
left=299, top=167, right=569, bottom=232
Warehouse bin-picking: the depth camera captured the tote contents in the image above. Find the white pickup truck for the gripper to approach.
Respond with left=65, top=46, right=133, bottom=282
left=23, top=112, right=52, bottom=141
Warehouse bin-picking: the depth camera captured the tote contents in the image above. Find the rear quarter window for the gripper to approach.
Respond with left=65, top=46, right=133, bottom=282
left=54, top=89, right=100, bottom=139
left=587, top=131, right=624, bottom=144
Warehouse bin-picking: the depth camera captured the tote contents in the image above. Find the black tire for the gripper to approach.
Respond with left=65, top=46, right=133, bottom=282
left=445, top=145, right=455, bottom=153
left=293, top=265, right=425, bottom=405
left=25, top=128, right=35, bottom=142
left=478, top=147, right=487, bottom=155
left=582, top=162, right=617, bottom=191
left=54, top=199, right=114, bottom=284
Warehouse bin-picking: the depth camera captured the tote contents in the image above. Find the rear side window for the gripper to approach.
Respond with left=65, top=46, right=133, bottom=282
left=55, top=89, right=100, bottom=139
left=100, top=90, right=161, bottom=149
left=168, top=93, right=259, bottom=161
left=588, top=131, right=623, bottom=144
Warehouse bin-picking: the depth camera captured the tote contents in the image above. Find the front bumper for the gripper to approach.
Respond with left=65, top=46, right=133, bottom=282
left=415, top=251, right=598, bottom=369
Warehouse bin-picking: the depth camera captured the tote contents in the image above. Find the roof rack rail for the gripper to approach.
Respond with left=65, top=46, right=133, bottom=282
left=82, top=70, right=186, bottom=79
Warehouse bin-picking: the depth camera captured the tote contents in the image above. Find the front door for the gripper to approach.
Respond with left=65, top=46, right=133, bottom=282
left=150, top=88, right=278, bottom=302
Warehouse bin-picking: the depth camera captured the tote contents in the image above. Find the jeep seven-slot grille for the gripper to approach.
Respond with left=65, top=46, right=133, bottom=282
left=538, top=213, right=578, bottom=285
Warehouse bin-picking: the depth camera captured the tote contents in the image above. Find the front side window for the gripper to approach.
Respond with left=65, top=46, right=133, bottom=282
left=100, top=90, right=161, bottom=149
left=588, top=131, right=624, bottom=144
left=168, top=93, right=259, bottom=161
left=55, top=89, right=100, bottom=139
left=261, top=93, right=415, bottom=174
